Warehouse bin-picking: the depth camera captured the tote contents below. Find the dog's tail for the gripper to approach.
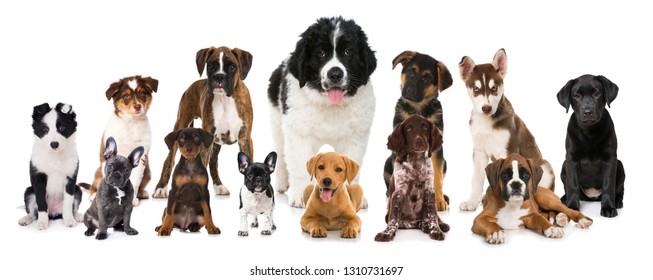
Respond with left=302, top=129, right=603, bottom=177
left=77, top=183, right=91, bottom=190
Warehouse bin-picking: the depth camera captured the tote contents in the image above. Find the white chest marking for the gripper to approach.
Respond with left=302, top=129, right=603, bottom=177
left=469, top=114, right=509, bottom=160
left=497, top=202, right=529, bottom=230
left=240, top=185, right=273, bottom=214
left=113, top=186, right=125, bottom=204
left=212, top=94, right=243, bottom=145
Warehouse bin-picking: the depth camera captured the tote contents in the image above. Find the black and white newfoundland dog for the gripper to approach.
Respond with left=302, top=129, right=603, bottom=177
left=267, top=16, right=377, bottom=208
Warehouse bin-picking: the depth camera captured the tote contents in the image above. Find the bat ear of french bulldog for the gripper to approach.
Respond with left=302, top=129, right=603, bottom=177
left=164, top=130, right=180, bottom=151
left=103, top=137, right=118, bottom=160
left=556, top=78, right=576, bottom=113
left=264, top=151, right=277, bottom=173
left=392, top=51, right=416, bottom=70
left=485, top=158, right=505, bottom=192
left=238, top=152, right=251, bottom=174
left=597, top=75, right=619, bottom=108
left=128, top=146, right=145, bottom=168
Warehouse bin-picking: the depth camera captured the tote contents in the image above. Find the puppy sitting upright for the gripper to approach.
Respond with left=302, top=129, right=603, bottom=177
left=383, top=51, right=453, bottom=211
left=155, top=128, right=220, bottom=236
left=237, top=151, right=277, bottom=236
left=376, top=115, right=450, bottom=242
left=83, top=137, right=143, bottom=240
left=19, top=103, right=83, bottom=230
left=556, top=75, right=625, bottom=217
left=301, top=151, right=363, bottom=238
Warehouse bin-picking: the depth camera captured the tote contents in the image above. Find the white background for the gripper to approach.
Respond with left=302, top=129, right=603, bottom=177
left=1, top=1, right=650, bottom=279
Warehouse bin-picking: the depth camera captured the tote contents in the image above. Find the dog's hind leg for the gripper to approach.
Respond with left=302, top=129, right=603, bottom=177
left=18, top=187, right=37, bottom=226
left=154, top=115, right=194, bottom=198
left=615, top=160, right=625, bottom=209
left=208, top=144, right=229, bottom=195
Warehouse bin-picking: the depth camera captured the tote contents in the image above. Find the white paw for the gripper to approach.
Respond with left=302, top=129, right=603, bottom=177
left=132, top=197, right=140, bottom=207
left=213, top=184, right=230, bottom=195
left=18, top=215, right=34, bottom=226
left=89, top=193, right=96, bottom=201
left=63, top=217, right=78, bottom=227
left=576, top=218, right=593, bottom=229
left=544, top=227, right=564, bottom=238
left=37, top=220, right=49, bottom=230
left=152, top=187, right=169, bottom=198
left=74, top=212, right=84, bottom=222
left=276, top=178, right=288, bottom=193
left=486, top=231, right=505, bottom=244
left=555, top=213, right=569, bottom=227
left=289, top=195, right=305, bottom=208
left=459, top=200, right=480, bottom=211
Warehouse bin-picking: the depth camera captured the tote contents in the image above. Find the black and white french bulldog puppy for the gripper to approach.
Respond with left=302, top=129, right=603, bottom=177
left=238, top=151, right=277, bottom=236
left=83, top=137, right=144, bottom=240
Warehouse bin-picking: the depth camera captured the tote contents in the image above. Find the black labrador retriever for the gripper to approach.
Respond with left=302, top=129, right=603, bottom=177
left=556, top=74, right=625, bottom=218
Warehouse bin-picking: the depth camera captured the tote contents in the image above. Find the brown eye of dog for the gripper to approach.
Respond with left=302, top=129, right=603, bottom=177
left=422, top=124, right=428, bottom=131
left=194, top=136, right=200, bottom=142
left=592, top=91, right=601, bottom=98
left=501, top=169, right=512, bottom=181
left=318, top=50, right=326, bottom=57
left=318, top=165, right=325, bottom=170
left=344, top=48, right=352, bottom=56
left=123, top=95, right=131, bottom=103
left=335, top=167, right=343, bottom=172
left=423, top=74, right=432, bottom=83
left=520, top=168, right=530, bottom=181
left=137, top=92, right=146, bottom=100
left=406, top=126, right=413, bottom=132
left=178, top=138, right=185, bottom=145
left=406, top=68, right=415, bottom=77
left=229, top=64, right=236, bottom=73
left=573, top=93, right=581, bottom=100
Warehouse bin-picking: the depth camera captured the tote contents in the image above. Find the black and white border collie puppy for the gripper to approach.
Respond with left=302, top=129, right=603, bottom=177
left=267, top=16, right=377, bottom=208
left=19, top=103, right=83, bottom=230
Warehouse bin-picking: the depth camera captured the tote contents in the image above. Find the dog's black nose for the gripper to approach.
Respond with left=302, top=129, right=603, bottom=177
left=327, top=68, right=344, bottom=83
left=50, top=142, right=59, bottom=149
left=322, top=177, right=332, bottom=187
left=214, top=74, right=225, bottom=82
left=510, top=181, right=522, bottom=190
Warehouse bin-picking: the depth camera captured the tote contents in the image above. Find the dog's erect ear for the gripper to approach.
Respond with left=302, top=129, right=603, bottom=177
left=141, top=76, right=159, bottom=93
left=436, top=61, right=453, bottom=92
left=387, top=123, right=407, bottom=162
left=556, top=79, right=576, bottom=113
left=306, top=153, right=322, bottom=181
left=392, top=51, right=416, bottom=70
left=458, top=56, right=476, bottom=82
left=341, top=155, right=360, bottom=185
left=597, top=75, right=619, bottom=108
left=105, top=80, right=123, bottom=100
left=491, top=48, right=508, bottom=78
left=526, top=159, right=543, bottom=194
left=199, top=129, right=214, bottom=148
left=428, top=122, right=443, bottom=158
left=128, top=146, right=145, bottom=168
left=103, top=137, right=118, bottom=160
left=164, top=130, right=180, bottom=151
left=264, top=151, right=277, bottom=173
left=237, top=152, right=251, bottom=174
left=485, top=158, right=504, bottom=192
left=232, top=48, right=253, bottom=80
left=196, top=47, right=213, bottom=77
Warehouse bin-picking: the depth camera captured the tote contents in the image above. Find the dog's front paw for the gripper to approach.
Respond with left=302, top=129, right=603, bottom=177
left=577, top=218, right=593, bottom=229
left=137, top=190, right=149, bottom=200
left=238, top=230, right=249, bottom=237
left=374, top=231, right=395, bottom=242
left=436, top=198, right=449, bottom=211
left=340, top=227, right=359, bottom=238
left=261, top=230, right=272, bottom=236
left=439, top=221, right=450, bottom=233
left=555, top=212, right=569, bottom=227
left=309, top=227, right=327, bottom=238
left=157, top=227, right=172, bottom=236
left=188, top=223, right=202, bottom=232
left=18, top=215, right=35, bottom=226
left=132, top=197, right=140, bottom=207
left=289, top=196, right=305, bottom=208
left=96, top=232, right=108, bottom=240
left=486, top=231, right=505, bottom=244
left=125, top=228, right=139, bottom=235
left=206, top=225, right=221, bottom=235
left=84, top=228, right=95, bottom=236
left=429, top=230, right=445, bottom=241
left=63, top=217, right=78, bottom=227
left=601, top=206, right=618, bottom=218
left=213, top=184, right=230, bottom=195
left=459, top=200, right=480, bottom=211
left=544, top=227, right=564, bottom=238
left=152, top=187, right=169, bottom=198
left=74, top=212, right=84, bottom=222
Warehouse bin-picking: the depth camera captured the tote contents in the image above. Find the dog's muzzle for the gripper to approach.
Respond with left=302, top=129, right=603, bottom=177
left=505, top=181, right=527, bottom=202
left=323, top=67, right=347, bottom=105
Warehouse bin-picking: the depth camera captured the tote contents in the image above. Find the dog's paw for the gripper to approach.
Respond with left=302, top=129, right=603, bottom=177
left=238, top=230, right=249, bottom=237
left=137, top=190, right=149, bottom=200
left=261, top=230, right=272, bottom=236
left=374, top=231, right=395, bottom=242
left=436, top=198, right=449, bottom=211
left=340, top=227, right=359, bottom=238
left=439, top=222, right=450, bottom=233
left=486, top=231, right=505, bottom=244
left=188, top=223, right=202, bottom=232
left=152, top=187, right=169, bottom=198
left=206, top=226, right=221, bottom=235
left=309, top=227, right=327, bottom=238
left=63, top=217, right=78, bottom=227
left=213, top=184, right=230, bottom=196
left=555, top=213, right=569, bottom=227
left=289, top=196, right=305, bottom=208
left=18, top=215, right=34, bottom=226
left=251, top=221, right=259, bottom=228
left=576, top=218, right=593, bottom=229
left=157, top=227, right=172, bottom=236
left=272, top=224, right=277, bottom=230
left=125, top=228, right=139, bottom=235
left=131, top=197, right=140, bottom=207
left=544, top=227, right=564, bottom=238
left=429, top=230, right=445, bottom=241
left=96, top=232, right=108, bottom=240
left=84, top=228, right=95, bottom=236
left=459, top=200, right=480, bottom=211
left=601, top=206, right=618, bottom=218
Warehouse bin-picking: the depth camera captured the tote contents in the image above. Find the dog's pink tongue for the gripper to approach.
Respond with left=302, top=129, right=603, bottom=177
left=320, top=189, right=334, bottom=203
left=327, top=88, right=345, bottom=105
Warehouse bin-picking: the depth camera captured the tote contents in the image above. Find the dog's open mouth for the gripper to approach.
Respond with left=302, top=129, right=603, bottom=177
left=319, top=187, right=336, bottom=203
left=327, top=87, right=345, bottom=105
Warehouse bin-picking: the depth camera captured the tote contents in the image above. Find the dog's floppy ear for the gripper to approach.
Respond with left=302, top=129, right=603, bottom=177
left=128, top=146, right=145, bottom=168
left=232, top=48, right=253, bottom=80
left=556, top=79, right=576, bottom=113
left=526, top=158, right=543, bottom=194
left=264, top=151, right=277, bottom=173
left=428, top=121, right=443, bottom=158
left=491, top=48, right=508, bottom=78
left=237, top=152, right=251, bottom=174
left=392, top=51, right=416, bottom=70
left=105, top=80, right=123, bottom=100
left=436, top=61, right=453, bottom=92
left=289, top=36, right=308, bottom=88
left=458, top=56, right=476, bottom=82
left=103, top=136, right=118, bottom=160
left=198, top=128, right=213, bottom=148
left=387, top=122, right=407, bottom=162
left=341, top=154, right=360, bottom=185
left=32, top=103, right=51, bottom=120
left=485, top=158, right=505, bottom=192
left=596, top=75, right=619, bottom=108
left=306, top=153, right=322, bottom=181
left=362, top=41, right=377, bottom=84
left=164, top=130, right=180, bottom=151
left=141, top=76, right=159, bottom=93
left=196, top=47, right=213, bottom=77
